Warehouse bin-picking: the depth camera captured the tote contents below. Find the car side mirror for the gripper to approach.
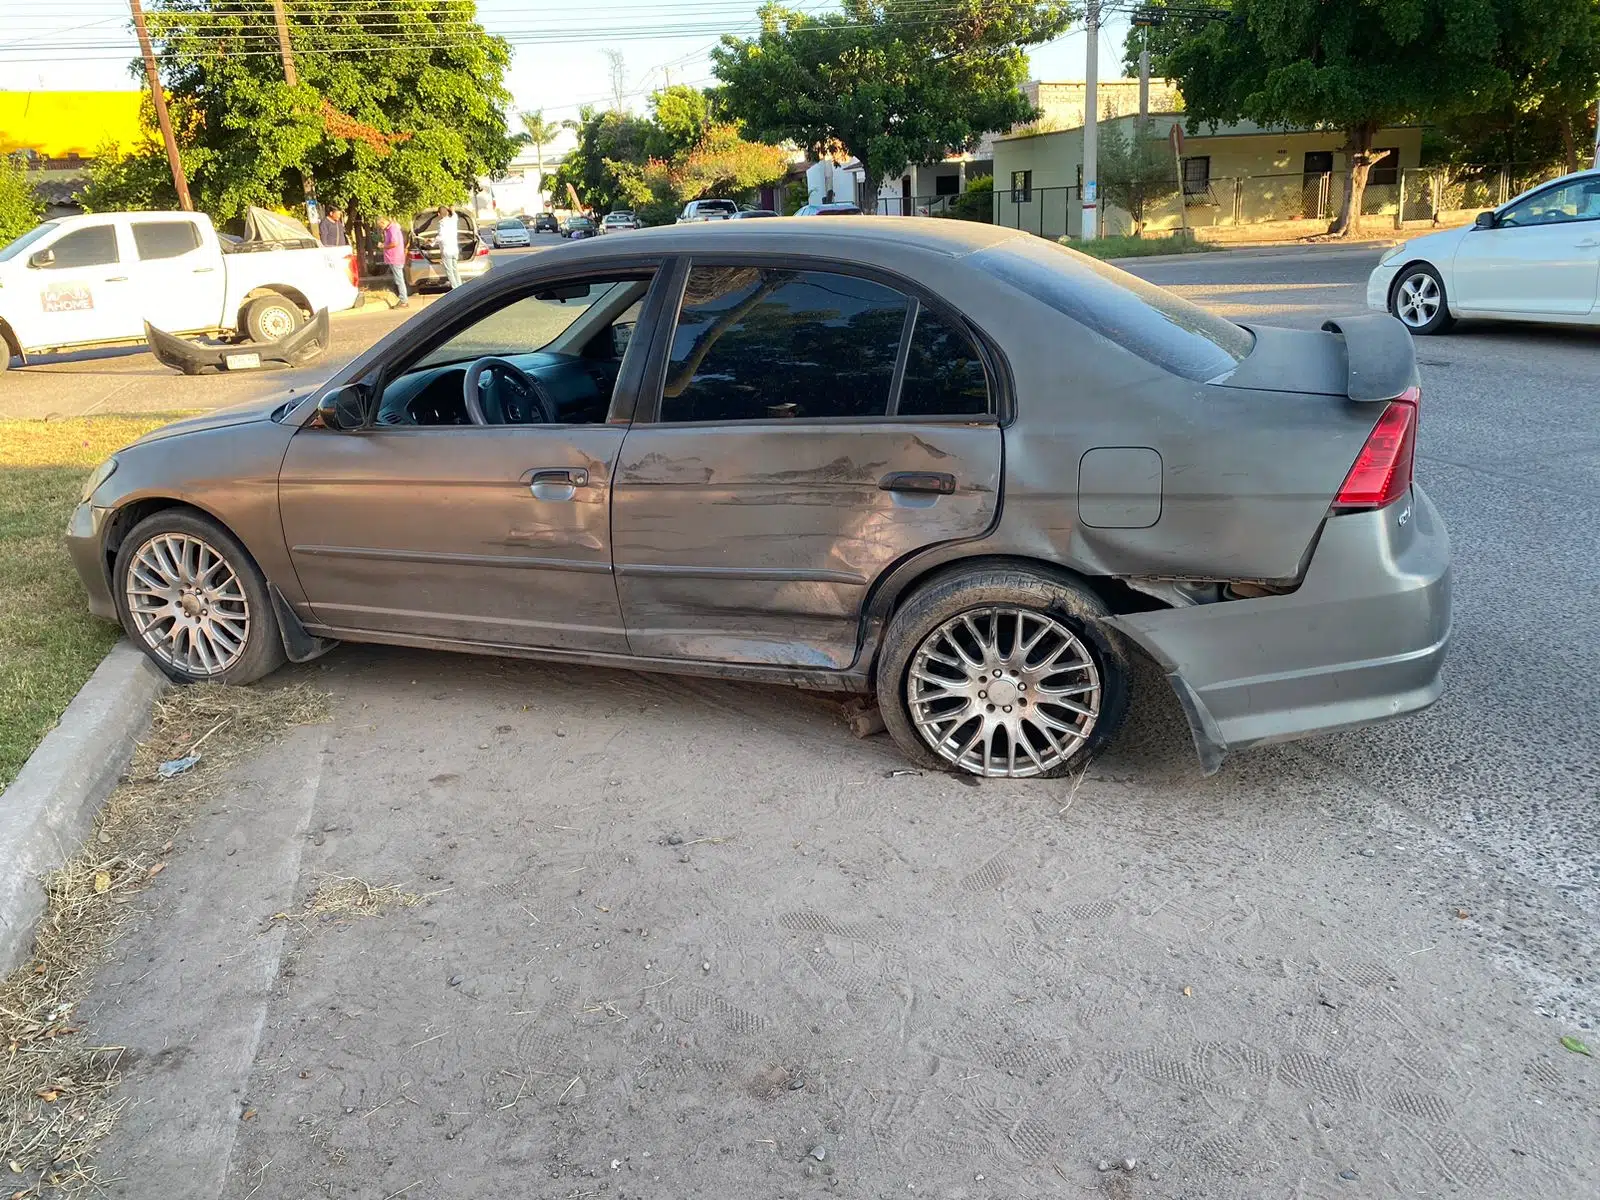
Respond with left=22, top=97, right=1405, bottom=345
left=28, top=248, right=55, bottom=268
left=1473, top=211, right=1498, bottom=230
left=316, top=383, right=371, bottom=431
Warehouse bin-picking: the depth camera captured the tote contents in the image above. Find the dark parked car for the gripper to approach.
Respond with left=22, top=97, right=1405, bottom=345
left=533, top=213, right=560, bottom=234
left=730, top=209, right=779, bottom=219
left=67, top=221, right=1450, bottom=779
left=561, top=215, right=596, bottom=239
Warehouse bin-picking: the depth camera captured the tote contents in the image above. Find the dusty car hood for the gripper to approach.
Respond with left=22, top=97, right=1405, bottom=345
left=1387, top=224, right=1471, bottom=265
left=131, top=397, right=286, bottom=445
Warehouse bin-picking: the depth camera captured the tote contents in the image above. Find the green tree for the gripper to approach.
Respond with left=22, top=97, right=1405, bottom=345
left=712, top=2, right=1077, bottom=198
left=0, top=155, right=45, bottom=247
left=1097, top=121, right=1178, bottom=235
left=90, top=2, right=516, bottom=225
left=1146, top=0, right=1600, bottom=235
left=550, top=106, right=658, bottom=214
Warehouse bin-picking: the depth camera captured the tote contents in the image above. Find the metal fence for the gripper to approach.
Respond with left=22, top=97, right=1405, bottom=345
left=974, top=165, right=1573, bottom=239
left=876, top=193, right=964, bottom=217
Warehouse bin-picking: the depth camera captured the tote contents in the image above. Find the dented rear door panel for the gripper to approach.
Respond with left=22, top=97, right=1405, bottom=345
left=612, top=421, right=1002, bottom=667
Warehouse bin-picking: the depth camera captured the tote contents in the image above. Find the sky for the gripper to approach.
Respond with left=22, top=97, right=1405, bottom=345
left=0, top=0, right=1136, bottom=154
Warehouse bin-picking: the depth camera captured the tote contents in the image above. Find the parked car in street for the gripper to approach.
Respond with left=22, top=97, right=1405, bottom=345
left=561, top=215, right=597, bottom=239
left=796, top=202, right=866, bottom=216
left=490, top=218, right=532, bottom=248
left=66, top=221, right=1450, bottom=780
left=0, top=208, right=358, bottom=365
left=730, top=208, right=779, bottom=219
left=601, top=211, right=642, bottom=234
left=405, top=207, right=491, bottom=291
left=1368, top=167, right=1600, bottom=334
left=676, top=199, right=739, bottom=223
left=533, top=213, right=560, bottom=234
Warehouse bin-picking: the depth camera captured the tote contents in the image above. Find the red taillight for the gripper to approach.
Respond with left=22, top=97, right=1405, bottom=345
left=1334, top=386, right=1420, bottom=509
left=476, top=244, right=490, bottom=256
left=409, top=251, right=425, bottom=261
left=345, top=252, right=358, bottom=287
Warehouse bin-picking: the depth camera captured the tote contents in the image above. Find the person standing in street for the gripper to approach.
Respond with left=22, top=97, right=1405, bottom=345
left=382, top=215, right=409, bottom=308
left=318, top=206, right=346, bottom=248
left=436, top=205, right=461, bottom=290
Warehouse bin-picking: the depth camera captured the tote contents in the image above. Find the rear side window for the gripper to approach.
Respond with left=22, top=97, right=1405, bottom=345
left=133, top=220, right=201, bottom=260
left=899, top=309, right=990, bottom=416
left=660, top=266, right=908, bottom=422
left=972, top=236, right=1254, bottom=382
left=41, top=225, right=119, bottom=269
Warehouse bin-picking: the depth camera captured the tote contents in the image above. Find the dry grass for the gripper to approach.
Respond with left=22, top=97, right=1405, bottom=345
left=0, top=680, right=326, bottom=1197
left=0, top=416, right=177, bottom=789
left=296, top=878, right=423, bottom=923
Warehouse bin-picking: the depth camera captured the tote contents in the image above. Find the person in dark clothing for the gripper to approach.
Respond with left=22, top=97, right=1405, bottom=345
left=318, top=207, right=346, bottom=247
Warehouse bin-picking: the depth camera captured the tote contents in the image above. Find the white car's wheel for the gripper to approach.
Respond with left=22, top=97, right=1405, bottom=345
left=1389, top=263, right=1454, bottom=335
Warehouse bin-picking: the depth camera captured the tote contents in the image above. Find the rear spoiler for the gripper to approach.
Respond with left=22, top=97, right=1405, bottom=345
left=1320, top=313, right=1419, bottom=401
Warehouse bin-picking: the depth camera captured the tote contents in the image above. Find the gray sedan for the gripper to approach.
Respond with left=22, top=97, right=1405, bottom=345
left=65, top=219, right=1450, bottom=779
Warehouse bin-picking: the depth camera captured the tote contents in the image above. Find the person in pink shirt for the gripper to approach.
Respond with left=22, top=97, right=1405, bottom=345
left=382, top=216, right=409, bottom=308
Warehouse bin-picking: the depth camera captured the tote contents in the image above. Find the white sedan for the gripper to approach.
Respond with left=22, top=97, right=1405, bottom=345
left=1367, top=168, right=1600, bottom=334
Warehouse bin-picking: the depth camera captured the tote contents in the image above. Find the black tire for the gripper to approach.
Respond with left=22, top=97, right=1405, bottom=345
left=875, top=566, right=1132, bottom=779
left=244, top=293, right=305, bottom=343
left=113, top=509, right=285, bottom=686
left=1388, top=262, right=1454, bottom=335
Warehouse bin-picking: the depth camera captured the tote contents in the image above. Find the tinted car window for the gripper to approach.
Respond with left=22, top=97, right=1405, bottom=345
left=42, top=225, right=119, bottom=269
left=133, top=220, right=201, bottom=260
left=972, top=237, right=1253, bottom=382
left=899, top=309, right=990, bottom=416
left=661, top=267, right=908, bottom=422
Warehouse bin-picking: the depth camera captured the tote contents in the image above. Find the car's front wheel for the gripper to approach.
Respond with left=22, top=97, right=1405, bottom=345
left=876, top=567, right=1131, bottom=779
left=244, top=293, right=305, bottom=343
left=113, top=510, right=285, bottom=685
left=1389, top=263, right=1454, bottom=334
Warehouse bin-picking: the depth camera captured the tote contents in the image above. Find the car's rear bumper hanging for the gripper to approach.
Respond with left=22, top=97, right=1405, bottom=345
left=1107, top=484, right=1452, bottom=774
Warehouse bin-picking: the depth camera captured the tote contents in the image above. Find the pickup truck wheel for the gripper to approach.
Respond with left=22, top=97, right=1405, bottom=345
left=245, top=294, right=304, bottom=343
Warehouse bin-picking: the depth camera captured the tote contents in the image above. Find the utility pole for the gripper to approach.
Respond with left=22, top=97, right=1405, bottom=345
left=1081, top=0, right=1100, bottom=240
left=1593, top=97, right=1599, bottom=169
left=1138, top=25, right=1150, bottom=126
left=129, top=0, right=192, bottom=210
left=269, top=0, right=318, bottom=220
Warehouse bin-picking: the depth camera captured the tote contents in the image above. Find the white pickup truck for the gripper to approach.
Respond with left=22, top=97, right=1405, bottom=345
left=0, top=208, right=359, bottom=369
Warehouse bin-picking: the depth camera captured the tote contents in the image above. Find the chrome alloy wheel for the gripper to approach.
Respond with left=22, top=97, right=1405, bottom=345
left=906, top=606, right=1102, bottom=778
left=125, top=533, right=250, bottom=676
left=1394, top=270, right=1442, bottom=328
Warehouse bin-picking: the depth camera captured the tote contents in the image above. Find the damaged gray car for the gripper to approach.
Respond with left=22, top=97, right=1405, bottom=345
left=65, top=220, right=1450, bottom=778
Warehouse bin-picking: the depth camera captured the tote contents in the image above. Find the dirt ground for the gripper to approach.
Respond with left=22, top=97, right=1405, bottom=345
left=79, top=648, right=1598, bottom=1199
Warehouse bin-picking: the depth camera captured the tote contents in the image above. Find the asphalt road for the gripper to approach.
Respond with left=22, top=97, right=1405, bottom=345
left=56, top=238, right=1600, bottom=1198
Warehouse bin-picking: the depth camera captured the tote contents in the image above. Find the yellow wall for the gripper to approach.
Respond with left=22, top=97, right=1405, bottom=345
left=0, top=91, right=148, bottom=160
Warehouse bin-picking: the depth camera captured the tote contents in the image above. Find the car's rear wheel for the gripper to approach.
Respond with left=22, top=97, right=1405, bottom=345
left=1389, top=263, right=1454, bottom=334
left=244, top=293, right=305, bottom=343
left=876, top=567, right=1131, bottom=779
left=113, top=510, right=285, bottom=685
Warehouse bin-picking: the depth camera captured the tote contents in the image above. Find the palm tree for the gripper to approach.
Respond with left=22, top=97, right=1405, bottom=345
left=518, top=111, right=564, bottom=199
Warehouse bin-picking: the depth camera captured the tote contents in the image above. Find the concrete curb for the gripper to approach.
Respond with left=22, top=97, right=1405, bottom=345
left=0, top=642, right=168, bottom=974
left=1107, top=239, right=1402, bottom=267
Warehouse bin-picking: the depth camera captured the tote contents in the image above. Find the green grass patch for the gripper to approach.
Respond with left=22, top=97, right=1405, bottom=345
left=1063, top=232, right=1220, bottom=260
left=0, top=417, right=172, bottom=789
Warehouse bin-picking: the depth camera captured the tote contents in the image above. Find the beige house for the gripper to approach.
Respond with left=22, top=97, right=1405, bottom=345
left=993, top=111, right=1424, bottom=239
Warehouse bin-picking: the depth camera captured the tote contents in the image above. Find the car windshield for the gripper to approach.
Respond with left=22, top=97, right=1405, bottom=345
left=417, top=280, right=630, bottom=367
left=971, top=236, right=1255, bottom=382
left=697, top=201, right=737, bottom=213
left=497, top=220, right=520, bottom=229
left=0, top=222, right=59, bottom=262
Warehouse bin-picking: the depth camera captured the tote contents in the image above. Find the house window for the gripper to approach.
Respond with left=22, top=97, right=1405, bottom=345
left=1181, top=156, right=1211, bottom=196
left=935, top=174, right=960, bottom=197
left=1369, top=147, right=1400, bottom=187
left=1010, top=170, right=1032, bottom=203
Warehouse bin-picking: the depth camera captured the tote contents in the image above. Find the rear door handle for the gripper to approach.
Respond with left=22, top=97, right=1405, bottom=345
left=880, top=471, right=956, bottom=495
left=1577, top=238, right=1600, bottom=249
left=105, top=276, right=129, bottom=282
left=193, top=266, right=216, bottom=273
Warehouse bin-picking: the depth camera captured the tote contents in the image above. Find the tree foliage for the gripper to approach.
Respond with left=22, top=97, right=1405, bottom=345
left=712, top=1, right=1077, bottom=196
left=1144, top=0, right=1600, bottom=234
left=85, top=1, right=516, bottom=225
left=0, top=156, right=45, bottom=247
left=1097, top=121, right=1178, bottom=235
left=551, top=88, right=787, bottom=223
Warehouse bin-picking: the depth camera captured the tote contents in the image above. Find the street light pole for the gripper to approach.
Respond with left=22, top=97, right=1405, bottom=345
left=1082, top=0, right=1100, bottom=240
left=128, top=0, right=192, bottom=211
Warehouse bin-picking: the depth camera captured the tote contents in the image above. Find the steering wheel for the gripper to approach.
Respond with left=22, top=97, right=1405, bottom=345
left=462, top=356, right=558, bottom=426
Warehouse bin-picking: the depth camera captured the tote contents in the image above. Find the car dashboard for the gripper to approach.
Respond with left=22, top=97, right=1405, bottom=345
left=376, top=351, right=618, bottom=427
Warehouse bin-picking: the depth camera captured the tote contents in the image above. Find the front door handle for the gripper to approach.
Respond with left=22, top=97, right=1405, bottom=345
left=104, top=276, right=129, bottom=282
left=1576, top=238, right=1600, bottom=249
left=529, top=467, right=589, bottom=487
left=193, top=266, right=216, bottom=273
left=880, top=470, right=956, bottom=495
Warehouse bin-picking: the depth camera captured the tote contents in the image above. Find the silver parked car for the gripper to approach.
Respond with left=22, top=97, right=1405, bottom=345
left=676, top=199, right=739, bottom=223
left=405, top=207, right=491, bottom=289
left=600, top=211, right=642, bottom=233
left=490, top=217, right=532, bottom=248
left=66, top=220, right=1450, bottom=779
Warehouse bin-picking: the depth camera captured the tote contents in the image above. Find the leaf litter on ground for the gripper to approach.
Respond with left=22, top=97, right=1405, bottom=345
left=0, top=680, right=326, bottom=1197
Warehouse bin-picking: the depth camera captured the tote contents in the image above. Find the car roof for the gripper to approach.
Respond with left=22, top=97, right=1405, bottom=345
left=527, top=216, right=1026, bottom=259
